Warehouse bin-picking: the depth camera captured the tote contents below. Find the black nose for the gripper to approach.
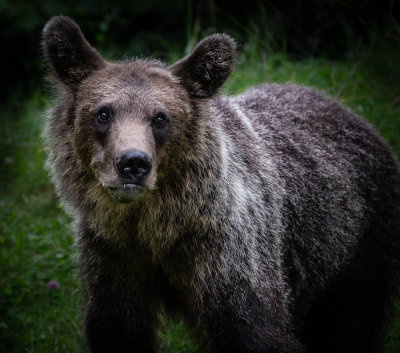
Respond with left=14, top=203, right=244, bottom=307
left=115, top=150, right=152, bottom=182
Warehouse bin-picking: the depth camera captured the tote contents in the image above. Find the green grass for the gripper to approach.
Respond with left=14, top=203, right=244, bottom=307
left=1, top=45, right=400, bottom=352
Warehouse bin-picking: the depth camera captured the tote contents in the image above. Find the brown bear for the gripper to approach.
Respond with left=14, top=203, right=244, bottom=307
left=42, top=16, right=400, bottom=353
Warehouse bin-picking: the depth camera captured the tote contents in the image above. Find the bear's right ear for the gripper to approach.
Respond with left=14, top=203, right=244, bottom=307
left=42, top=16, right=105, bottom=90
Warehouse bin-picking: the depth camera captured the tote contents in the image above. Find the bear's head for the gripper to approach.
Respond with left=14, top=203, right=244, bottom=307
left=42, top=16, right=236, bottom=203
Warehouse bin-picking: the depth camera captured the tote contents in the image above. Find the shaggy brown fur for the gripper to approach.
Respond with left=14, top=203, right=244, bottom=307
left=42, top=16, right=400, bottom=353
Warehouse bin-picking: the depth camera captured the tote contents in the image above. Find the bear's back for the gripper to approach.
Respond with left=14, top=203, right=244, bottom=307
left=233, top=84, right=381, bottom=161
left=231, top=83, right=397, bottom=189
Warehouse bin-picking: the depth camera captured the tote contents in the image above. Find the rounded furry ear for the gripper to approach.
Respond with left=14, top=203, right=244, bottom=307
left=170, top=34, right=236, bottom=98
left=42, top=16, right=105, bottom=90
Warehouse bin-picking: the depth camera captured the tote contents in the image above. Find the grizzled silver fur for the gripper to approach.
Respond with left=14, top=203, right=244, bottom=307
left=42, top=16, right=400, bottom=353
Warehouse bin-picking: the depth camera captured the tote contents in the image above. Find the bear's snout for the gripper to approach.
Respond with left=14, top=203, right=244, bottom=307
left=115, top=150, right=152, bottom=184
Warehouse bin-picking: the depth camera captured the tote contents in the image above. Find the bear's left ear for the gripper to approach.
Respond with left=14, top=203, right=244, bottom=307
left=42, top=16, right=105, bottom=90
left=169, top=34, right=236, bottom=98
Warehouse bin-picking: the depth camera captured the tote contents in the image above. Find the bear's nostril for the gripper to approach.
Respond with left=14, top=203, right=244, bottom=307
left=116, top=151, right=152, bottom=181
left=135, top=159, right=151, bottom=174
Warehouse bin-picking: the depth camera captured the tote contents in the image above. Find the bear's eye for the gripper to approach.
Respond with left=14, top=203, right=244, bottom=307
left=96, top=108, right=111, bottom=124
left=152, top=112, right=168, bottom=129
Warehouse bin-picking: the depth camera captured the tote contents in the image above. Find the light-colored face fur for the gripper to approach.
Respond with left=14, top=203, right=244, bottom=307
left=73, top=62, right=190, bottom=203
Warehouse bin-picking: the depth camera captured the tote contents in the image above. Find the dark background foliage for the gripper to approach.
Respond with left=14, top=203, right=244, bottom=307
left=1, top=0, right=399, bottom=102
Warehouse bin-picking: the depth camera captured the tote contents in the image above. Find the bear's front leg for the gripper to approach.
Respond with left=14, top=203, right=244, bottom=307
left=84, top=294, right=157, bottom=353
left=77, top=227, right=160, bottom=353
left=201, top=287, right=302, bottom=353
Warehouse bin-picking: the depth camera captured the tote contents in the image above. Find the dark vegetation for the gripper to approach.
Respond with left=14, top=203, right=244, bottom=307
left=1, top=1, right=400, bottom=352
left=1, top=0, right=399, bottom=102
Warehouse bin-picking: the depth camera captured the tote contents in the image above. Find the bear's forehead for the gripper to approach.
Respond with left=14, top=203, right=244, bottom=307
left=86, top=61, right=177, bottom=91
left=77, top=60, right=185, bottom=111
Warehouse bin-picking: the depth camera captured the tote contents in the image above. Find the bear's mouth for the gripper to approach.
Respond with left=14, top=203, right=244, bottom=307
left=108, top=183, right=142, bottom=191
left=106, top=183, right=146, bottom=203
